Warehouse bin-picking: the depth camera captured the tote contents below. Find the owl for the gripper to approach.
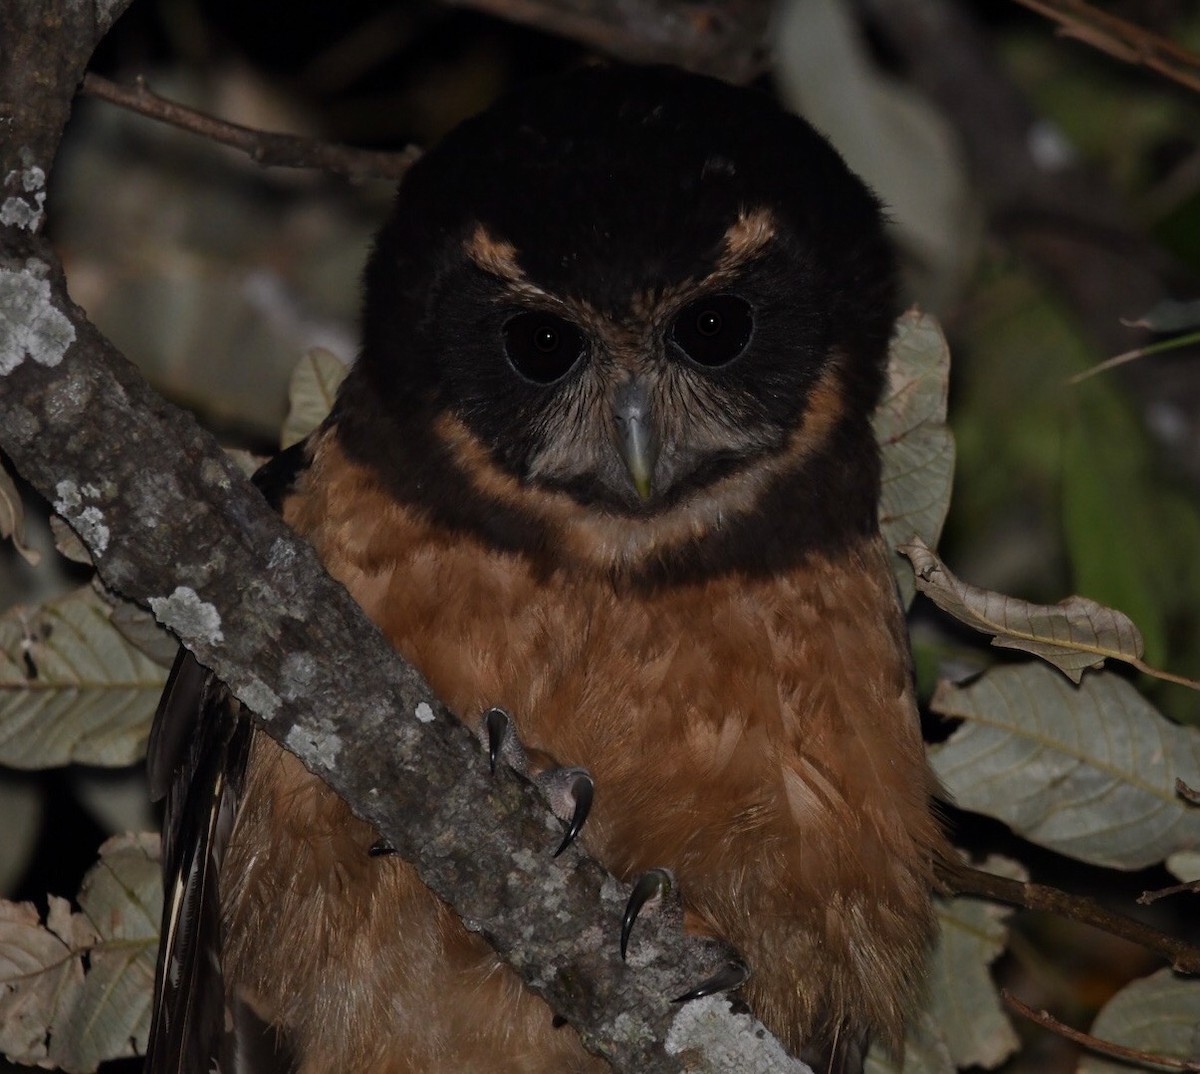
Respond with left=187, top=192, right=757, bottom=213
left=147, top=63, right=947, bottom=1074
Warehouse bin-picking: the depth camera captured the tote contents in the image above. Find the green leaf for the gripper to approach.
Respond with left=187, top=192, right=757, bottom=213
left=281, top=346, right=347, bottom=449
left=931, top=664, right=1200, bottom=869
left=0, top=834, right=160, bottom=1072
left=865, top=1009, right=955, bottom=1074
left=1165, top=850, right=1200, bottom=883
left=901, top=538, right=1144, bottom=682
left=0, top=585, right=167, bottom=768
left=925, top=890, right=1019, bottom=1068
left=1078, top=969, right=1200, bottom=1074
left=873, top=309, right=956, bottom=606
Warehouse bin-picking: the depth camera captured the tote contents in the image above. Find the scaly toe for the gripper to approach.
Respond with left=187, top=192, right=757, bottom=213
left=673, top=959, right=750, bottom=1003
left=536, top=767, right=594, bottom=857
left=621, top=867, right=674, bottom=960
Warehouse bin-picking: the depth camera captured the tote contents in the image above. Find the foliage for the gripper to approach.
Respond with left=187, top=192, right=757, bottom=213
left=0, top=835, right=158, bottom=1071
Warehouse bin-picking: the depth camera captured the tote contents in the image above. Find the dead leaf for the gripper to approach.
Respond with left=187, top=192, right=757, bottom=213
left=900, top=537, right=1143, bottom=683
left=281, top=347, right=347, bottom=449
left=0, top=460, right=41, bottom=567
left=873, top=309, right=955, bottom=607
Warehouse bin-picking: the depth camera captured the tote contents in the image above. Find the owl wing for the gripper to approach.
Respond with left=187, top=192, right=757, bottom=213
left=145, top=442, right=310, bottom=1074
left=145, top=651, right=252, bottom=1074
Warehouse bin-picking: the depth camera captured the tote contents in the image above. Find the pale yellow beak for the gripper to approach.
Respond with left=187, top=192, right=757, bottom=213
left=614, top=379, right=658, bottom=501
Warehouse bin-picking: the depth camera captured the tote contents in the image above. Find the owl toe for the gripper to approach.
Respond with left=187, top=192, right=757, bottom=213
left=480, top=706, right=595, bottom=856
left=673, top=958, right=751, bottom=1003
left=620, top=867, right=675, bottom=960
left=537, top=767, right=594, bottom=857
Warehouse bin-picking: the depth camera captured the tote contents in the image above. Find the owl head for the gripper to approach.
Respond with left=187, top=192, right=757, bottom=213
left=336, top=64, right=897, bottom=583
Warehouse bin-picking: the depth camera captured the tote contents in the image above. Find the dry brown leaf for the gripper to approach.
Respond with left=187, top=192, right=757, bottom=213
left=281, top=347, right=347, bottom=449
left=900, top=537, right=1143, bottom=683
left=0, top=460, right=40, bottom=566
left=873, top=309, right=955, bottom=607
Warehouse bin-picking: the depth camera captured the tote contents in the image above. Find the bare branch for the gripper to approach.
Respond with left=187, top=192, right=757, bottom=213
left=1139, top=879, right=1200, bottom=906
left=1003, top=990, right=1200, bottom=1071
left=1011, top=0, right=1200, bottom=96
left=80, top=73, right=420, bottom=181
left=940, top=861, right=1200, bottom=974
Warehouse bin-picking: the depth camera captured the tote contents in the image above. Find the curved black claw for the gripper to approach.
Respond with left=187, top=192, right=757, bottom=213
left=368, top=839, right=396, bottom=857
left=672, top=960, right=751, bottom=1003
left=621, top=868, right=673, bottom=961
left=484, top=707, right=509, bottom=774
left=552, top=772, right=594, bottom=858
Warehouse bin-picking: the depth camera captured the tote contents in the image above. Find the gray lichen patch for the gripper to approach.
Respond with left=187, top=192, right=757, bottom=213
left=279, top=652, right=316, bottom=701
left=241, top=675, right=282, bottom=720
left=1, top=149, right=47, bottom=231
left=285, top=724, right=342, bottom=766
left=1, top=191, right=45, bottom=230
left=149, top=585, right=225, bottom=644
left=665, top=997, right=808, bottom=1073
left=0, top=260, right=75, bottom=373
left=53, top=480, right=110, bottom=554
left=610, top=1012, right=655, bottom=1052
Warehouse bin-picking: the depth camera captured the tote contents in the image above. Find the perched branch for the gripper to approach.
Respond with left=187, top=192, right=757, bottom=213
left=440, top=0, right=770, bottom=83
left=1003, top=990, right=1200, bottom=1071
left=80, top=73, right=421, bottom=181
left=0, top=3, right=807, bottom=1072
left=1011, top=0, right=1200, bottom=96
left=940, top=861, right=1200, bottom=974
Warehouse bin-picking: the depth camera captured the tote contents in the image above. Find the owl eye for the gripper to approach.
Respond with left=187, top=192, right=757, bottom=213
left=503, top=311, right=586, bottom=385
left=671, top=295, right=754, bottom=368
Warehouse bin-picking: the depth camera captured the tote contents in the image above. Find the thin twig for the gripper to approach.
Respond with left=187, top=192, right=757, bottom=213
left=1066, top=329, right=1200, bottom=386
left=1003, top=990, right=1200, bottom=1071
left=1139, top=879, right=1200, bottom=906
left=1130, top=656, right=1200, bottom=692
left=939, top=861, right=1200, bottom=973
left=80, top=72, right=421, bottom=181
left=1177, top=777, right=1200, bottom=804
left=1012, top=0, right=1200, bottom=95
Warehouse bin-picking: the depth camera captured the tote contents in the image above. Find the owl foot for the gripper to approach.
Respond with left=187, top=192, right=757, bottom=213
left=672, top=959, right=750, bottom=1003
left=484, top=706, right=513, bottom=774
left=482, top=706, right=594, bottom=857
left=541, top=768, right=594, bottom=857
left=620, top=867, right=674, bottom=959
left=622, top=868, right=750, bottom=1002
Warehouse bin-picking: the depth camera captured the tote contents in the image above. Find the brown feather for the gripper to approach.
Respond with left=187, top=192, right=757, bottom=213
left=221, top=430, right=947, bottom=1071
